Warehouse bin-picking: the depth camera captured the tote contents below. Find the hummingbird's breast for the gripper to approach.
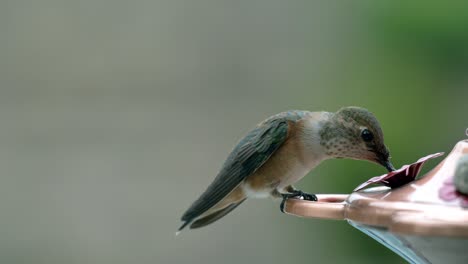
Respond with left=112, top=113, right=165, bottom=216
left=243, top=113, right=328, bottom=196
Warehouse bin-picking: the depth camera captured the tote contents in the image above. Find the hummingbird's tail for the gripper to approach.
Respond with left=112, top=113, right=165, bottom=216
left=190, top=198, right=246, bottom=229
left=176, top=198, right=246, bottom=234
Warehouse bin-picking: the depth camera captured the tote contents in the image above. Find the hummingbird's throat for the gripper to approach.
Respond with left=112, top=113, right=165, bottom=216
left=322, top=138, right=360, bottom=158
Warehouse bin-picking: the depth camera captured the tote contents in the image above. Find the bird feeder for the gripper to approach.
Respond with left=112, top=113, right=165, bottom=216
left=283, top=136, right=468, bottom=264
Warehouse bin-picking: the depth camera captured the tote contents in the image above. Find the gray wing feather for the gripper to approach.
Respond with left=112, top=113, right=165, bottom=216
left=181, top=117, right=290, bottom=222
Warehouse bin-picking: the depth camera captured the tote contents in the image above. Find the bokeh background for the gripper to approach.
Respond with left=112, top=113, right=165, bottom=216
left=1, top=1, right=467, bottom=263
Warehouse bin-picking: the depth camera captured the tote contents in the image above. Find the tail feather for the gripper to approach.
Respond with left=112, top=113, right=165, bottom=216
left=176, top=198, right=246, bottom=234
left=190, top=198, right=246, bottom=229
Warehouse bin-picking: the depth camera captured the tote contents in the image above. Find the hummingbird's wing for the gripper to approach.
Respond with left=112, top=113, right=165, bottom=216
left=181, top=113, right=301, bottom=224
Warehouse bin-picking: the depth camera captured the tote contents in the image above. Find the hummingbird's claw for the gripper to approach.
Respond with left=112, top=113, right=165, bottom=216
left=299, top=192, right=318, bottom=201
left=280, top=190, right=317, bottom=213
left=289, top=190, right=318, bottom=201
left=280, top=197, right=289, bottom=213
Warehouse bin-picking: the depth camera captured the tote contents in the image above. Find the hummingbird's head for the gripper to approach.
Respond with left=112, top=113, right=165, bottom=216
left=320, top=106, right=395, bottom=172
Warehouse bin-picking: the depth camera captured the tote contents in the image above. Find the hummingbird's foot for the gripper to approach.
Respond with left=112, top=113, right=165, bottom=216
left=280, top=191, right=317, bottom=213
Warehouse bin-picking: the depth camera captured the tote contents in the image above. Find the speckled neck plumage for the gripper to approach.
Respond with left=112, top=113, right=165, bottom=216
left=318, top=107, right=386, bottom=159
left=319, top=113, right=359, bottom=157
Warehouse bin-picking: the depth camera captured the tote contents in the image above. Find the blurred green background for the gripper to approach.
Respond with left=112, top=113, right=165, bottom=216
left=1, top=1, right=467, bottom=264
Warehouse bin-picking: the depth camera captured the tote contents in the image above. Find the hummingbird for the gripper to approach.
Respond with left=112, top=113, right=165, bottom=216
left=178, top=106, right=394, bottom=233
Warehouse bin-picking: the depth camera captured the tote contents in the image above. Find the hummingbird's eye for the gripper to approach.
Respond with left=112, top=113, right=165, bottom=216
left=361, top=129, right=373, bottom=142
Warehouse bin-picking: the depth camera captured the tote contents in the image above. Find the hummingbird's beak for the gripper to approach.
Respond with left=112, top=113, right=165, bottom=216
left=380, top=159, right=395, bottom=172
